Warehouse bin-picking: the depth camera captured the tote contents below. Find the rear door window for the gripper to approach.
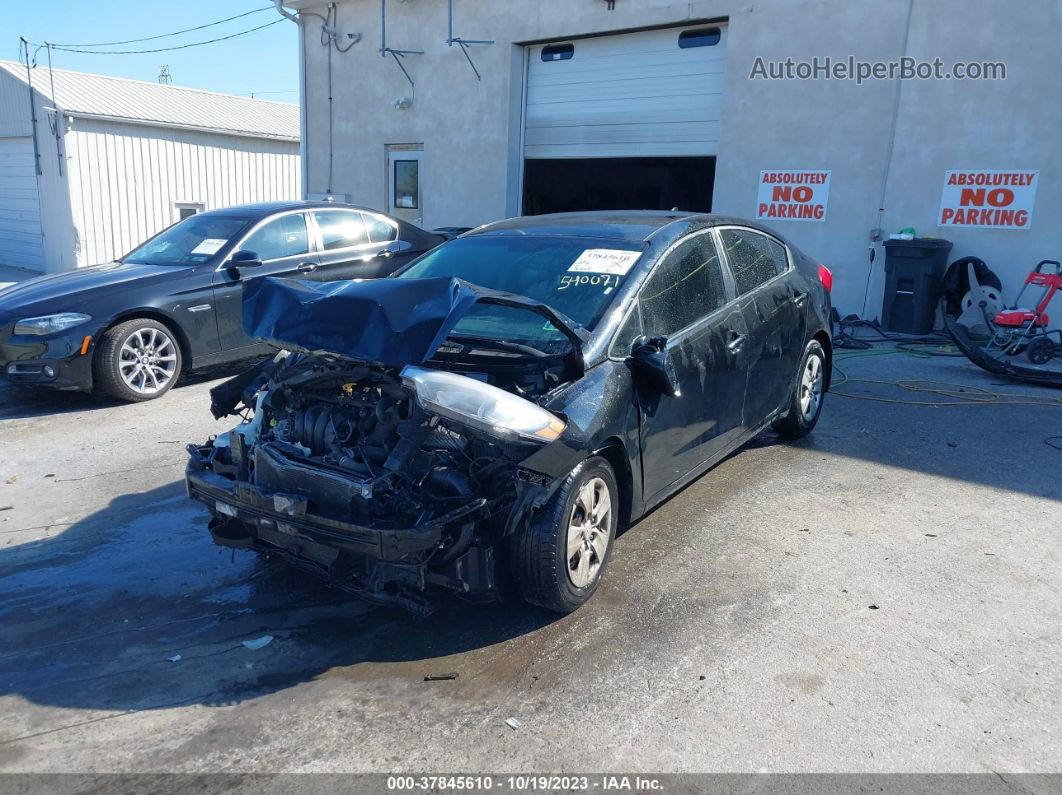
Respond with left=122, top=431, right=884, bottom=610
left=313, top=210, right=370, bottom=250
left=364, top=213, right=398, bottom=243
left=640, top=233, right=727, bottom=337
left=720, top=229, right=789, bottom=295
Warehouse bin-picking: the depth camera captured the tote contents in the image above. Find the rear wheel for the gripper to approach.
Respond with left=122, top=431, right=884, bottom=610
left=1027, top=336, right=1056, bottom=365
left=510, top=457, right=617, bottom=613
left=94, top=318, right=182, bottom=402
left=773, top=340, right=826, bottom=439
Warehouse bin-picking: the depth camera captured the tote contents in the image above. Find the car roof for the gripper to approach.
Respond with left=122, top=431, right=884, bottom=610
left=465, top=211, right=803, bottom=253
left=469, top=211, right=699, bottom=242
left=204, top=200, right=384, bottom=219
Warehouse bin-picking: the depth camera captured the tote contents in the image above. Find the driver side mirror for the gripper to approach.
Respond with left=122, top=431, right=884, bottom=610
left=227, top=250, right=263, bottom=270
left=626, top=335, right=681, bottom=398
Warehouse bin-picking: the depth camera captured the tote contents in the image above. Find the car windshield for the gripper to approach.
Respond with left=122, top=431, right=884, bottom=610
left=122, top=215, right=251, bottom=266
left=398, top=235, right=643, bottom=352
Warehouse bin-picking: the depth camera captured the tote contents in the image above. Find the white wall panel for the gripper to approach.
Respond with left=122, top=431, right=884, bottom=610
left=0, top=137, right=45, bottom=269
left=65, top=119, right=300, bottom=266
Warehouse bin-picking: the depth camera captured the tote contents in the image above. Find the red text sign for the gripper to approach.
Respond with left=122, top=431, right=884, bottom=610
left=938, top=170, right=1038, bottom=229
left=757, top=170, right=830, bottom=222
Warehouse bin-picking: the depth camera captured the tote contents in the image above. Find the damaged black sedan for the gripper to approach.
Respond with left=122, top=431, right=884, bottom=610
left=186, top=212, right=833, bottom=613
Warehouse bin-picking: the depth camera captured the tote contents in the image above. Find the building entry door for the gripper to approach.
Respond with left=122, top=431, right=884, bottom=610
left=387, top=146, right=423, bottom=227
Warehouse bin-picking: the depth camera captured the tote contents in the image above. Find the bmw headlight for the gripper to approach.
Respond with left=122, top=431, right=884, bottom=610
left=13, top=312, right=92, bottom=336
left=401, top=365, right=566, bottom=443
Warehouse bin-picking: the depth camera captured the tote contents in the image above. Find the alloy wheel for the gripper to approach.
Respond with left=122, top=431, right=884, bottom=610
left=118, top=327, right=178, bottom=395
left=799, top=352, right=824, bottom=420
left=565, top=476, right=612, bottom=588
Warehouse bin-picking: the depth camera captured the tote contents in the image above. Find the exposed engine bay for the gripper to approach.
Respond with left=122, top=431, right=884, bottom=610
left=186, top=351, right=573, bottom=614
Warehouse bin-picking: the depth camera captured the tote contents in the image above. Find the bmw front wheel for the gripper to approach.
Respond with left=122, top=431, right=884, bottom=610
left=95, top=318, right=183, bottom=402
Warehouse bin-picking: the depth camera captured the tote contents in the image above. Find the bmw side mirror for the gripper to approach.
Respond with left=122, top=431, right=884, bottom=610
left=627, top=335, right=681, bottom=398
left=228, top=250, right=263, bottom=269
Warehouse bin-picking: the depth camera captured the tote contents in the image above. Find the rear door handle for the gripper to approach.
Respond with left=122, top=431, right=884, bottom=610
left=726, top=331, right=745, bottom=351
left=792, top=290, right=808, bottom=306
left=377, top=249, right=394, bottom=259
left=297, top=262, right=318, bottom=273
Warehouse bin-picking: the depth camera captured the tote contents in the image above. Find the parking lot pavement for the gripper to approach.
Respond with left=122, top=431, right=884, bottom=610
left=0, top=349, right=1059, bottom=774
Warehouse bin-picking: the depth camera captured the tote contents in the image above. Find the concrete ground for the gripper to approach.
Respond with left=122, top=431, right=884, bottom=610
left=0, top=347, right=1059, bottom=774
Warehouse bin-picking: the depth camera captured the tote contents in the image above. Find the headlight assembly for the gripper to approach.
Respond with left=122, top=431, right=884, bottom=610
left=14, top=312, right=92, bottom=336
left=401, top=365, right=566, bottom=444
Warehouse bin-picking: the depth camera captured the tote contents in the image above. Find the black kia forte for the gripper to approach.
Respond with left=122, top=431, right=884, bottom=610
left=186, top=211, right=833, bottom=613
left=0, top=201, right=444, bottom=401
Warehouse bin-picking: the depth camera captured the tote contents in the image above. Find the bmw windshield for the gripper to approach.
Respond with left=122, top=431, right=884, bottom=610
left=122, top=214, right=251, bottom=266
left=398, top=235, right=643, bottom=353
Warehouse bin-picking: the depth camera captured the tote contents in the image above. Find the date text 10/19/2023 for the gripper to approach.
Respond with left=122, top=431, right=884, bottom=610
left=387, top=775, right=664, bottom=791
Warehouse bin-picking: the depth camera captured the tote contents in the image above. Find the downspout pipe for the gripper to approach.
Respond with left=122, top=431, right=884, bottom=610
left=19, top=38, right=42, bottom=176
left=274, top=1, right=309, bottom=197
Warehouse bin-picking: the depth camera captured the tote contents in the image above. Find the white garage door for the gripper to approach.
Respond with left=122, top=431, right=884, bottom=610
left=0, top=137, right=45, bottom=270
left=524, top=25, right=728, bottom=159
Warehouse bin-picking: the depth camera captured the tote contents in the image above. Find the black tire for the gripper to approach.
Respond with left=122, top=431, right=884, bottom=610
left=93, top=318, right=183, bottom=402
left=772, top=339, right=826, bottom=439
left=1027, top=336, right=1056, bottom=365
left=510, top=456, right=618, bottom=613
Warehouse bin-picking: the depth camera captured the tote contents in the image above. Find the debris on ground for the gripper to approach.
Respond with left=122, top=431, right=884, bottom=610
left=505, top=717, right=523, bottom=731
left=423, top=672, right=459, bottom=681
left=868, top=604, right=880, bottom=610
left=241, top=635, right=274, bottom=650
left=0, top=505, right=12, bottom=512
left=5, top=475, right=16, bottom=484
left=167, top=655, right=182, bottom=663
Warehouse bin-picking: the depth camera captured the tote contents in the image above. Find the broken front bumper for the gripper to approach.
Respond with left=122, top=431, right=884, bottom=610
left=186, top=464, right=485, bottom=563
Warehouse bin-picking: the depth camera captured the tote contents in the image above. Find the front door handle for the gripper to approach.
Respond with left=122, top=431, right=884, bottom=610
left=297, top=262, right=318, bottom=273
left=726, top=331, right=746, bottom=351
left=377, top=249, right=394, bottom=259
left=792, top=290, right=808, bottom=306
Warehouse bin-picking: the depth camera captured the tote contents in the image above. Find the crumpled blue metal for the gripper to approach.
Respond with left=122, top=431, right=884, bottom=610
left=242, top=276, right=587, bottom=367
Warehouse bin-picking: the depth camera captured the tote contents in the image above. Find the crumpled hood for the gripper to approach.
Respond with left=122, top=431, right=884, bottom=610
left=242, top=276, right=588, bottom=368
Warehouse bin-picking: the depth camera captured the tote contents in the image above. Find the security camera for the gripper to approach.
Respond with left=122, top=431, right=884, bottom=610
left=393, top=95, right=413, bottom=109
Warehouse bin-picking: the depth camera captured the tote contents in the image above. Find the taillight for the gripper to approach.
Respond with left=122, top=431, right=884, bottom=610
left=818, top=264, right=833, bottom=292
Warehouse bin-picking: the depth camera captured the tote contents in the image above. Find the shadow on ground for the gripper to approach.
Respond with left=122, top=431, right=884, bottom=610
left=0, top=481, right=560, bottom=718
left=0, top=360, right=259, bottom=420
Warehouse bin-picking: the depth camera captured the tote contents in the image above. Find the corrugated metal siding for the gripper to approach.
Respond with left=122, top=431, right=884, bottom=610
left=0, top=60, right=298, bottom=141
left=524, top=26, right=728, bottom=159
left=0, top=66, right=34, bottom=137
left=0, top=137, right=44, bottom=268
left=66, top=119, right=300, bottom=265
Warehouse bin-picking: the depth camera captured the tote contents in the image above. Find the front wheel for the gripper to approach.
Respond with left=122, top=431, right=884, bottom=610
left=94, top=318, right=183, bottom=402
left=510, top=457, right=618, bottom=613
left=773, top=339, right=826, bottom=439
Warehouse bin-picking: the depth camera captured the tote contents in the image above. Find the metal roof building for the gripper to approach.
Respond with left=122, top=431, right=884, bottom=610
left=0, top=61, right=300, bottom=273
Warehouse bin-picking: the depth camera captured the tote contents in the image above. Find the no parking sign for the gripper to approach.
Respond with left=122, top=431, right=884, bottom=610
left=756, top=170, right=831, bottom=222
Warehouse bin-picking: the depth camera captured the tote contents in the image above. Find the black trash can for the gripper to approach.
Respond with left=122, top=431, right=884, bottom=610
left=881, top=238, right=953, bottom=334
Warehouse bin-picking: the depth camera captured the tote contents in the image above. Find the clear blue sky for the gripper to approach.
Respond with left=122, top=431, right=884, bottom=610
left=9, top=1, right=299, bottom=100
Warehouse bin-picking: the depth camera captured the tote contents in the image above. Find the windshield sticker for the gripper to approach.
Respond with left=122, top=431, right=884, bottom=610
left=559, top=273, right=620, bottom=292
left=568, top=248, right=641, bottom=276
left=191, top=238, right=227, bottom=256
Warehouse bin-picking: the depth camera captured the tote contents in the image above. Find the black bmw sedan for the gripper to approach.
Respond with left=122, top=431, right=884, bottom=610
left=0, top=201, right=445, bottom=401
left=187, top=211, right=833, bottom=614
